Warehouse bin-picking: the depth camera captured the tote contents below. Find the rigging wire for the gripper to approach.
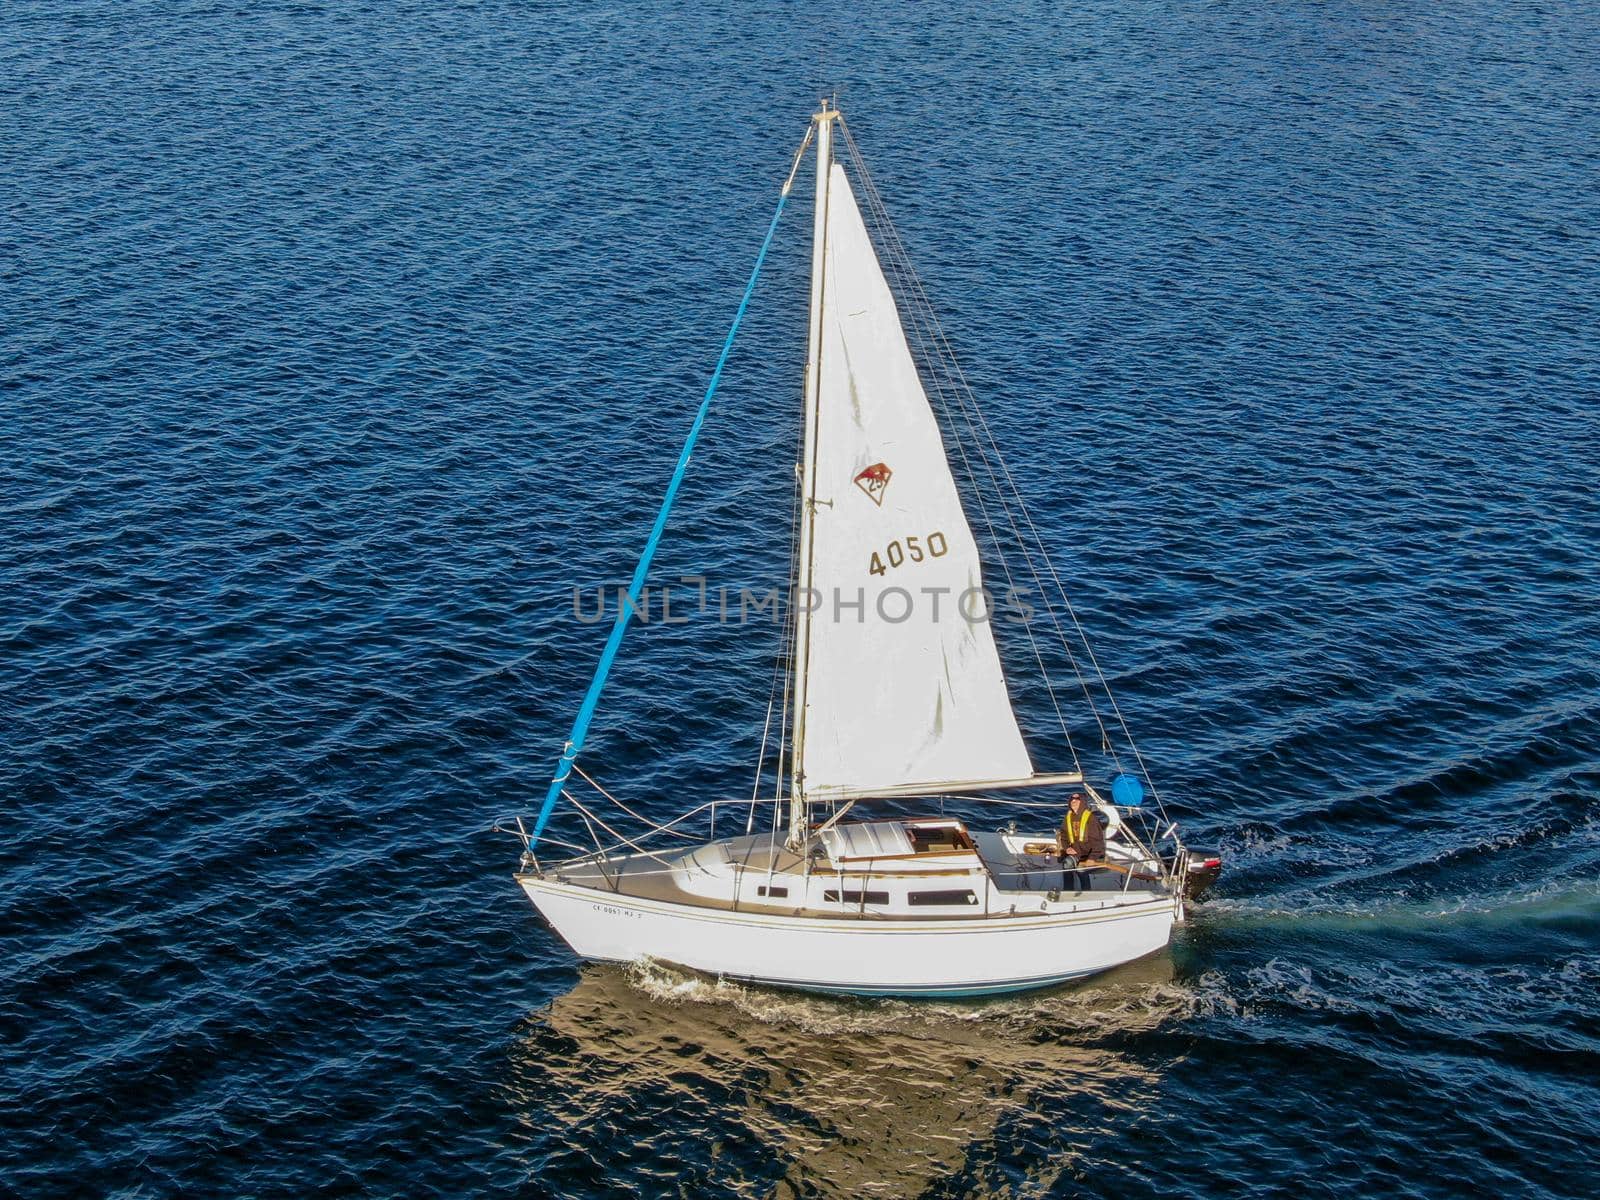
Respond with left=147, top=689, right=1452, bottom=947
left=534, top=113, right=1173, bottom=856
left=770, top=453, right=803, bottom=835
left=527, top=146, right=800, bottom=849
left=835, top=119, right=1090, bottom=771
left=746, top=679, right=778, bottom=833
left=749, top=434, right=804, bottom=833
left=837, top=116, right=1170, bottom=821
left=831, top=124, right=1083, bottom=775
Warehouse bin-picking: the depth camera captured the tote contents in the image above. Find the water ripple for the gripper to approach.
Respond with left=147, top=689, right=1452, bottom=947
left=5, top=0, right=1599, bottom=1196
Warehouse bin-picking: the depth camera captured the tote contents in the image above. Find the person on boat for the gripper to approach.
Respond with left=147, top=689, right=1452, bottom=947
left=1057, top=792, right=1105, bottom=866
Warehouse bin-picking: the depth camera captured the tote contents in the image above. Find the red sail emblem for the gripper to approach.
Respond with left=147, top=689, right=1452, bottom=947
left=853, top=462, right=892, bottom=506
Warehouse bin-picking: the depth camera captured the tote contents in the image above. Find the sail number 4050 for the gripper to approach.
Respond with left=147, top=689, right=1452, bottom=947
left=869, top=531, right=948, bottom=576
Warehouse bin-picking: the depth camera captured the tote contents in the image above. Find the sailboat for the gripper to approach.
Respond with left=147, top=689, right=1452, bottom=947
left=503, top=102, right=1221, bottom=998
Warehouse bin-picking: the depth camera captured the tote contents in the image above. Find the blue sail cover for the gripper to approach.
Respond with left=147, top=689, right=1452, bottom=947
left=529, top=191, right=790, bottom=847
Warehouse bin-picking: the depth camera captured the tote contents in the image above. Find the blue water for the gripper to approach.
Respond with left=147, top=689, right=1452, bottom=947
left=5, top=1, right=1599, bottom=1196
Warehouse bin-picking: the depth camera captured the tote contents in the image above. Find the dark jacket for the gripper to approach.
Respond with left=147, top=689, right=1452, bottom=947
left=1058, top=807, right=1106, bottom=862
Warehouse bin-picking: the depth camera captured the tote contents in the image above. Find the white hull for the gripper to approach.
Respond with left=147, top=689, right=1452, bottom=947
left=519, top=873, right=1177, bottom=998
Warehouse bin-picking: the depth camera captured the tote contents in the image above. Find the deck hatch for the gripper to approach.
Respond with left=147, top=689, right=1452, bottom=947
left=820, top=821, right=914, bottom=861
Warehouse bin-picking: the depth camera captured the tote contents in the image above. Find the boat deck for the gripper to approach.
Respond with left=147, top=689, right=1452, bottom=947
left=970, top=832, right=1143, bottom=895
left=530, top=829, right=1163, bottom=920
left=536, top=836, right=796, bottom=915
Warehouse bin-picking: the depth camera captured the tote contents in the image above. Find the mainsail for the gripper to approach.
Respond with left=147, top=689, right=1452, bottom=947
left=796, top=163, right=1036, bottom=801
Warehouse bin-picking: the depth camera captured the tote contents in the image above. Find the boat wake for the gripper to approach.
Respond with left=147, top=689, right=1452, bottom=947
left=1198, top=873, right=1600, bottom=929
left=619, top=954, right=1242, bottom=1034
left=1210, top=767, right=1600, bottom=936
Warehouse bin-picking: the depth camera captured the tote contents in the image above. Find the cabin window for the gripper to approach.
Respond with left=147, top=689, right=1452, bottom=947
left=757, top=885, right=788, bottom=899
left=908, top=889, right=979, bottom=907
left=823, top=889, right=890, bottom=905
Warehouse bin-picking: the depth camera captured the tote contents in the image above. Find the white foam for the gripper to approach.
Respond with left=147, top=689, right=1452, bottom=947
left=622, top=956, right=1243, bottom=1034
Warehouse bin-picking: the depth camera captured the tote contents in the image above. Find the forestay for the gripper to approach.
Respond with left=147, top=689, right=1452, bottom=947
left=798, top=163, right=1034, bottom=800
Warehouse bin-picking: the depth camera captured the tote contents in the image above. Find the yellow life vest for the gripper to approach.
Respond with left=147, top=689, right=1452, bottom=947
left=1064, top=809, right=1093, bottom=845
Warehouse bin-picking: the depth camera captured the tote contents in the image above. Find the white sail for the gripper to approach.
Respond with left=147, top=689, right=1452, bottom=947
left=797, top=162, right=1034, bottom=800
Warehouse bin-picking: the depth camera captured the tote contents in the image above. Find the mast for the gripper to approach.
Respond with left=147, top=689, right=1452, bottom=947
left=787, top=99, right=836, bottom=849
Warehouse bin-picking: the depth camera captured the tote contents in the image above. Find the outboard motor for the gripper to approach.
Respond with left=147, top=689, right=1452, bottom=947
left=1109, top=773, right=1222, bottom=902
left=1181, top=850, right=1223, bottom=901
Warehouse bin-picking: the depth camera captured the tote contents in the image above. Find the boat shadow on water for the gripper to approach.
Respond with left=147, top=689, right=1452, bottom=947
left=502, top=954, right=1210, bottom=1199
